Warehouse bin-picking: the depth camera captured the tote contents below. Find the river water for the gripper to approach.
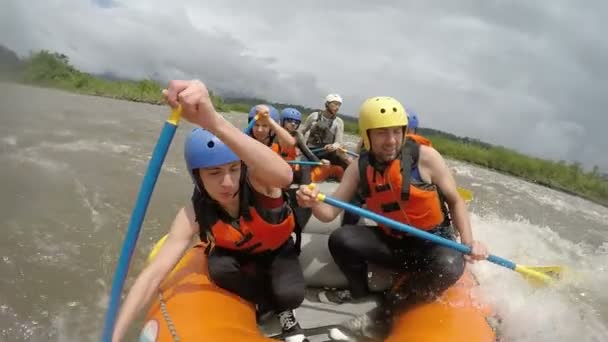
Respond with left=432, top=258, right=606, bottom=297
left=0, top=82, right=606, bottom=341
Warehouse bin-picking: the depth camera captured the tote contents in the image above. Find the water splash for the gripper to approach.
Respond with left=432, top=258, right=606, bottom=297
left=469, top=213, right=608, bottom=341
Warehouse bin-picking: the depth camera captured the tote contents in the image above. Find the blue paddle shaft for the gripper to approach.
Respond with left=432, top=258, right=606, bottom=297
left=320, top=195, right=517, bottom=271
left=101, top=120, right=178, bottom=342
left=344, top=150, right=358, bottom=157
left=288, top=160, right=323, bottom=166
left=244, top=118, right=256, bottom=134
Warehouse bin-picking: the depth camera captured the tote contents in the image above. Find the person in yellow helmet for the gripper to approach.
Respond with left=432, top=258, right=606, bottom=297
left=296, top=97, right=488, bottom=340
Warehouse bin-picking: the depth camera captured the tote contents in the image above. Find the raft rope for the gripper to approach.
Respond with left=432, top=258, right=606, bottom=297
left=158, top=291, right=181, bottom=342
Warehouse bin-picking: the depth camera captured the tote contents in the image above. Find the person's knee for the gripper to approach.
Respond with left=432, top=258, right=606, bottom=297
left=328, top=226, right=358, bottom=255
left=430, top=248, right=465, bottom=287
left=341, top=211, right=361, bottom=226
left=274, top=283, right=305, bottom=310
left=207, top=255, right=241, bottom=286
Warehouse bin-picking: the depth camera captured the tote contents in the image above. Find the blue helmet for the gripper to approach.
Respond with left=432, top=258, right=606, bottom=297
left=407, top=108, right=419, bottom=130
left=280, top=107, right=302, bottom=125
left=248, top=104, right=280, bottom=123
left=184, top=128, right=240, bottom=185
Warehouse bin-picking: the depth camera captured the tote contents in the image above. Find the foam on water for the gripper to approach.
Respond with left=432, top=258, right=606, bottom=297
left=0, top=304, right=41, bottom=342
left=74, top=179, right=104, bottom=232
left=38, top=139, right=132, bottom=154
left=453, top=159, right=608, bottom=225
left=5, top=152, right=69, bottom=171
left=469, top=213, right=608, bottom=342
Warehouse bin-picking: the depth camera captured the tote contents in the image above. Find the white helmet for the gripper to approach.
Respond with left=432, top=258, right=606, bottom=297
left=325, top=93, right=343, bottom=104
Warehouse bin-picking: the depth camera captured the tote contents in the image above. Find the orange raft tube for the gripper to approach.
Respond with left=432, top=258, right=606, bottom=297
left=139, top=237, right=496, bottom=342
left=383, top=267, right=497, bottom=342
left=138, top=242, right=273, bottom=342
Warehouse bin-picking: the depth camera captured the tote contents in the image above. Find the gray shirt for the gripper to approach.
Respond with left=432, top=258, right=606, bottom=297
left=299, top=111, right=344, bottom=148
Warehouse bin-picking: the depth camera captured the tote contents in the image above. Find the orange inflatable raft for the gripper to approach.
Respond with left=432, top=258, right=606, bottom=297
left=139, top=238, right=496, bottom=342
left=138, top=242, right=273, bottom=342
left=384, top=267, right=496, bottom=342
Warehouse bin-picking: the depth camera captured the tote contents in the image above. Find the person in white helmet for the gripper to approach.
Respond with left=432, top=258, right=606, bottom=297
left=299, top=94, right=350, bottom=173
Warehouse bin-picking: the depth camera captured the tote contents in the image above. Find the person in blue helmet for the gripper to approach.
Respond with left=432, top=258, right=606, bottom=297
left=112, top=80, right=309, bottom=342
left=278, top=107, right=331, bottom=241
left=279, top=107, right=330, bottom=183
left=405, top=108, right=432, bottom=146
left=248, top=104, right=296, bottom=152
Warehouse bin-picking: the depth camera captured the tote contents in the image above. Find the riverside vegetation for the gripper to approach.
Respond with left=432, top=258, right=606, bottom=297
left=2, top=47, right=607, bottom=206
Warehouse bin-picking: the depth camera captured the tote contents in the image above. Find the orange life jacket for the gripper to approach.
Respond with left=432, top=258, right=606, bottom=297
left=192, top=177, right=295, bottom=254
left=276, top=143, right=301, bottom=172
left=310, top=165, right=344, bottom=183
left=406, top=133, right=432, bottom=147
left=278, top=145, right=297, bottom=161
left=271, top=142, right=281, bottom=154
left=358, top=139, right=449, bottom=237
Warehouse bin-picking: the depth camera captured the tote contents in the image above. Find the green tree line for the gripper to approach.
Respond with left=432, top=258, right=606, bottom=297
left=1, top=47, right=606, bottom=206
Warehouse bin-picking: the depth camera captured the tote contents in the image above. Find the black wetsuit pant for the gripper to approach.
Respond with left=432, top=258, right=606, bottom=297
left=207, top=238, right=305, bottom=312
left=328, top=224, right=465, bottom=315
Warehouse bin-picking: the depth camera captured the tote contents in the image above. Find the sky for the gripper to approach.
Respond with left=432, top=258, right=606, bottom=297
left=1, top=0, right=607, bottom=170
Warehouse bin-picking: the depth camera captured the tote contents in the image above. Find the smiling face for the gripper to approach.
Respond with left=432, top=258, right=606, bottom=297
left=252, top=120, right=272, bottom=142
left=197, top=161, right=242, bottom=206
left=368, top=126, right=405, bottom=162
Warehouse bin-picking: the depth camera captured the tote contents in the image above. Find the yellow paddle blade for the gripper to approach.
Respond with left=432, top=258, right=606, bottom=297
left=515, top=265, right=563, bottom=287
left=146, top=234, right=169, bottom=265
left=457, top=187, right=474, bottom=202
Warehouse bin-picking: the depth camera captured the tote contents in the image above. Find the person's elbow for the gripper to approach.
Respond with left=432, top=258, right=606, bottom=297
left=314, top=207, right=337, bottom=223
left=274, top=162, right=294, bottom=188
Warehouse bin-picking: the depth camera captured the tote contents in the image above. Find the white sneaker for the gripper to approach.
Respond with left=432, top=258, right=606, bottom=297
left=277, top=310, right=308, bottom=342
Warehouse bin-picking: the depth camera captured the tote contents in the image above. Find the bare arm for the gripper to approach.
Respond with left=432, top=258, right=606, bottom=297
left=297, top=160, right=360, bottom=222
left=268, top=118, right=296, bottom=149
left=421, top=146, right=473, bottom=245
left=295, top=131, right=320, bottom=162
left=210, top=114, right=293, bottom=189
left=112, top=207, right=198, bottom=342
left=162, top=80, right=293, bottom=189
left=331, top=118, right=345, bottom=149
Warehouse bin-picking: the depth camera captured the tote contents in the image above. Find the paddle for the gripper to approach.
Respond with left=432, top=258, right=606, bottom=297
left=287, top=160, right=325, bottom=166
left=311, top=146, right=359, bottom=158
left=457, top=187, right=474, bottom=203
left=101, top=107, right=182, bottom=342
left=307, top=184, right=562, bottom=286
left=244, top=114, right=258, bottom=134
left=338, top=147, right=359, bottom=158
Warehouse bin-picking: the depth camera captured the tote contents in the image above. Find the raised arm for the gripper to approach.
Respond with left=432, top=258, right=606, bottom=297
left=163, top=80, right=293, bottom=189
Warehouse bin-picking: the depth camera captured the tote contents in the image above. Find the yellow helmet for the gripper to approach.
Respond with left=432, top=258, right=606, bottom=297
left=358, top=96, right=408, bottom=150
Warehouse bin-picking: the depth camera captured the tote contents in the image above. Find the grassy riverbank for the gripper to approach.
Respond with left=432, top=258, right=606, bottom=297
left=2, top=47, right=607, bottom=206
